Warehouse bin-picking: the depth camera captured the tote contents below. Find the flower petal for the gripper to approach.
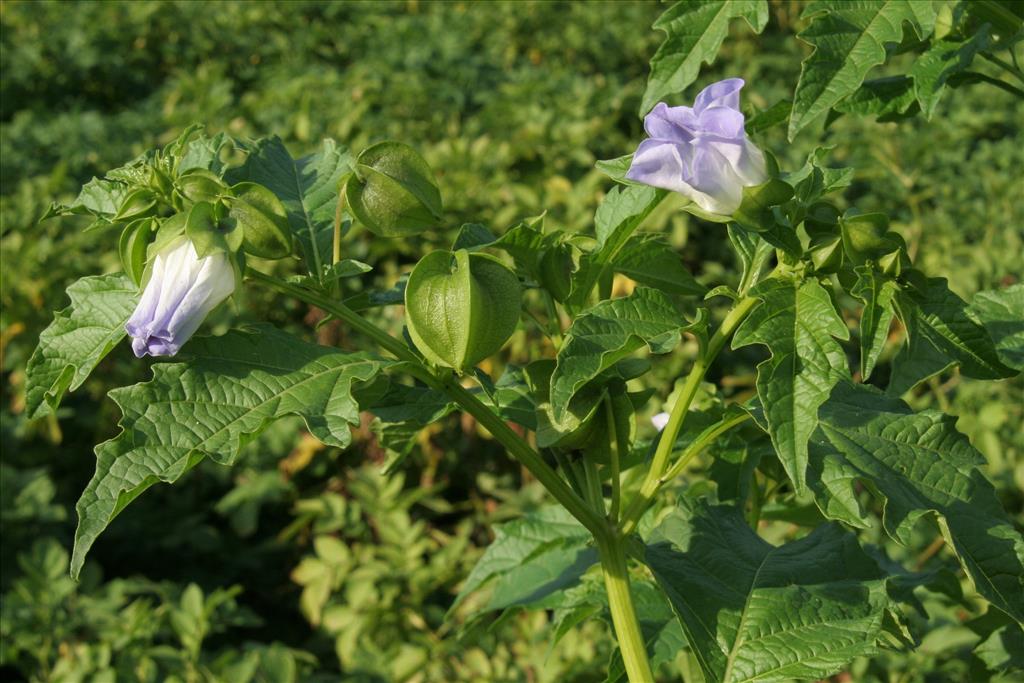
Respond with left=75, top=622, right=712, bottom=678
left=696, top=105, right=745, bottom=140
left=162, top=252, right=236, bottom=350
left=125, top=240, right=237, bottom=357
left=644, top=102, right=699, bottom=142
left=689, top=143, right=745, bottom=214
left=694, top=78, right=745, bottom=114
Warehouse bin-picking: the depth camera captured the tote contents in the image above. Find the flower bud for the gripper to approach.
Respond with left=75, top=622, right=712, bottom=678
left=626, top=78, right=767, bottom=215
left=125, top=238, right=237, bottom=357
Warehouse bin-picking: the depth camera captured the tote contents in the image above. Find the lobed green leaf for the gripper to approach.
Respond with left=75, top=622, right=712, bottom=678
left=640, top=0, right=769, bottom=116
left=789, top=0, right=936, bottom=140
left=810, top=382, right=1024, bottom=623
left=71, top=326, right=389, bottom=578
left=732, top=277, right=850, bottom=492
left=550, top=288, right=699, bottom=429
left=646, top=500, right=890, bottom=683
left=25, top=274, right=138, bottom=420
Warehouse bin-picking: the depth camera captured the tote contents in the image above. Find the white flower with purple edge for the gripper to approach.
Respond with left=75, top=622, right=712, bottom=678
left=626, top=78, right=767, bottom=215
left=125, top=239, right=236, bottom=357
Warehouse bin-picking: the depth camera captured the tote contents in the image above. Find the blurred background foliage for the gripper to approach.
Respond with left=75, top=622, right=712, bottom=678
left=1, top=1, right=1021, bottom=681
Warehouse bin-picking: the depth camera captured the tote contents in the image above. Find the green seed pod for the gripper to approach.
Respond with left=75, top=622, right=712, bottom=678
left=405, top=249, right=521, bottom=373
left=178, top=169, right=227, bottom=204
left=346, top=141, right=443, bottom=237
left=228, top=182, right=292, bottom=259
left=538, top=241, right=576, bottom=303
left=186, top=201, right=243, bottom=257
left=809, top=235, right=843, bottom=274
left=119, top=217, right=156, bottom=286
left=114, top=188, right=158, bottom=222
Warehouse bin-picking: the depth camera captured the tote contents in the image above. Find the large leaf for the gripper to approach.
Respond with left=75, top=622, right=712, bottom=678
left=646, top=500, right=889, bottom=683
left=789, top=0, right=936, bottom=140
left=25, top=274, right=138, bottom=420
left=550, top=288, right=698, bottom=428
left=732, top=277, right=850, bottom=492
left=810, top=382, right=1024, bottom=623
left=227, top=137, right=353, bottom=279
left=452, top=506, right=595, bottom=614
left=71, top=326, right=387, bottom=577
left=897, top=277, right=1015, bottom=380
left=967, top=284, right=1024, bottom=372
left=641, top=0, right=769, bottom=116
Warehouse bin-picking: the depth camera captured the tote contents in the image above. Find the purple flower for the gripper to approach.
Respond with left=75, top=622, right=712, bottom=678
left=626, top=78, right=767, bottom=215
left=125, top=239, right=236, bottom=357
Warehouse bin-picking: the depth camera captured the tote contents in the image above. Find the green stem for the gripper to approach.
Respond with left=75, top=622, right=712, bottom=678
left=619, top=296, right=758, bottom=536
left=583, top=458, right=605, bottom=514
left=542, top=292, right=564, bottom=347
left=248, top=269, right=609, bottom=540
left=605, top=395, right=623, bottom=523
left=950, top=70, right=1024, bottom=99
left=660, top=412, right=751, bottom=484
left=332, top=176, right=350, bottom=267
left=981, top=52, right=1024, bottom=85
left=597, top=534, right=655, bottom=683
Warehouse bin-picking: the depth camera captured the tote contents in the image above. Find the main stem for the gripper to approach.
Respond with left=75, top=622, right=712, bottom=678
left=251, top=270, right=682, bottom=682
left=598, top=533, right=655, bottom=683
left=619, top=295, right=758, bottom=536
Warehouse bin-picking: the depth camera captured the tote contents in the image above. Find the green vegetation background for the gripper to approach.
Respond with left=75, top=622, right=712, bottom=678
left=1, top=1, right=1020, bottom=681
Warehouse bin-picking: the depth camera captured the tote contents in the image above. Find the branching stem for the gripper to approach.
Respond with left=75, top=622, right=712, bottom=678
left=619, top=295, right=758, bottom=536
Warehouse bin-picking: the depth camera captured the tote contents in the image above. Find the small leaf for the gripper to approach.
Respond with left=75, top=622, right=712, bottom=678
left=785, top=147, right=854, bottom=206
left=71, top=326, right=389, bottom=578
left=967, top=284, right=1024, bottom=372
left=613, top=234, right=706, bottom=297
left=911, top=28, right=990, bottom=119
left=567, top=184, right=667, bottom=309
left=646, top=500, right=890, bottom=683
left=641, top=0, right=769, bottom=116
left=732, top=277, right=850, bottom=492
left=851, top=266, right=898, bottom=379
left=745, top=100, right=793, bottom=135
left=176, top=130, right=232, bottom=176
left=789, top=0, right=936, bottom=140
left=832, top=75, right=919, bottom=121
left=595, top=154, right=642, bottom=186
left=810, top=382, right=1024, bottom=623
left=551, top=288, right=700, bottom=429
left=727, top=225, right=774, bottom=294
left=25, top=275, right=138, bottom=420
left=452, top=506, right=595, bottom=615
